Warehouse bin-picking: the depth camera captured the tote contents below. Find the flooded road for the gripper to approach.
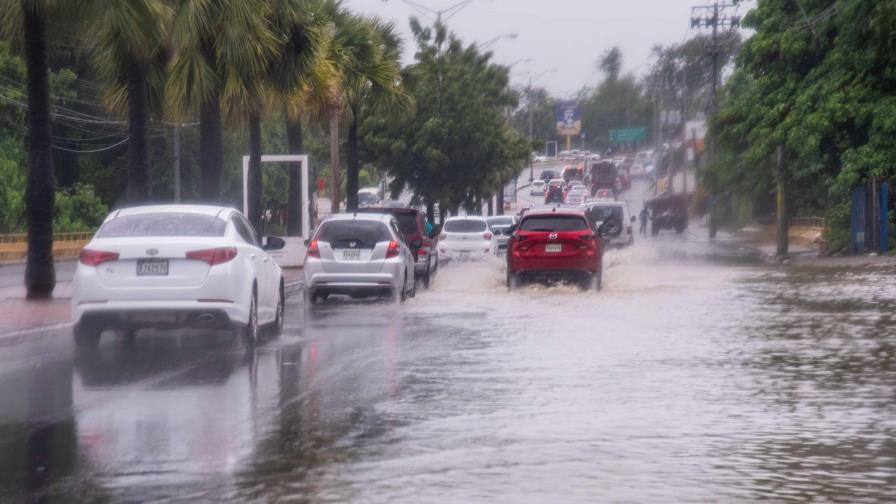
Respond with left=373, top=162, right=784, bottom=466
left=2, top=186, right=895, bottom=502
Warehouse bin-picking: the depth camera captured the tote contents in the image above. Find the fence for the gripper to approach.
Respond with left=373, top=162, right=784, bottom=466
left=0, top=231, right=94, bottom=262
left=755, top=216, right=826, bottom=229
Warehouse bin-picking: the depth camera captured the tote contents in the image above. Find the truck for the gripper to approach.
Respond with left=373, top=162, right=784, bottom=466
left=589, top=161, right=618, bottom=197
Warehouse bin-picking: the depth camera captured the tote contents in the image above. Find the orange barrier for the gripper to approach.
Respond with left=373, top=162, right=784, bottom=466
left=0, top=232, right=94, bottom=262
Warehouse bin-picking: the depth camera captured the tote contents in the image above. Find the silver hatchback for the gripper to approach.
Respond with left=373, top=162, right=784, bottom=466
left=303, top=214, right=416, bottom=303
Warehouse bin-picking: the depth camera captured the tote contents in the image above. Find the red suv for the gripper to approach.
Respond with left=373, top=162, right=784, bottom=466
left=356, top=207, right=438, bottom=287
left=505, top=208, right=603, bottom=290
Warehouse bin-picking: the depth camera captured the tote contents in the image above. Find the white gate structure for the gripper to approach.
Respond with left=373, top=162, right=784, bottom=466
left=242, top=154, right=310, bottom=267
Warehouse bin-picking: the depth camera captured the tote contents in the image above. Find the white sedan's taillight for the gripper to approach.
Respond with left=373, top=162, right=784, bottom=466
left=483, top=232, right=493, bottom=240
left=186, top=247, right=237, bottom=265
left=79, top=249, right=119, bottom=267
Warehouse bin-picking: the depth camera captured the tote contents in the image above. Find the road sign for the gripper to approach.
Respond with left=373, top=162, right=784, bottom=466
left=609, top=127, right=646, bottom=143
left=555, top=101, right=582, bottom=136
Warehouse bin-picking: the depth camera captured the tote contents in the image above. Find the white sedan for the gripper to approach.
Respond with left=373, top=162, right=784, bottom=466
left=71, top=205, right=285, bottom=349
left=437, top=216, right=496, bottom=262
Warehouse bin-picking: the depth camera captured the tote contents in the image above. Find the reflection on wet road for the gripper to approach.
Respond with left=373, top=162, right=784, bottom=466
left=1, top=211, right=895, bottom=502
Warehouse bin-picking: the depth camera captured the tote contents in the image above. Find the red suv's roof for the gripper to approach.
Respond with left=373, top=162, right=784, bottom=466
left=521, top=208, right=587, bottom=218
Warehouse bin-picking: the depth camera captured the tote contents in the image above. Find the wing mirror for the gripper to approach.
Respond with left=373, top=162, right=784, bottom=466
left=507, top=224, right=517, bottom=235
left=263, top=236, right=286, bottom=251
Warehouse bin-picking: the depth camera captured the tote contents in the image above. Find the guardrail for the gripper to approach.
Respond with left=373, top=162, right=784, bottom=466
left=0, top=231, right=95, bottom=262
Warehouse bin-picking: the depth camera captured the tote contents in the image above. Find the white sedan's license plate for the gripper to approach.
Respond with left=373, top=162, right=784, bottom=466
left=137, top=259, right=169, bottom=276
left=341, top=249, right=361, bottom=260
left=545, top=244, right=562, bottom=253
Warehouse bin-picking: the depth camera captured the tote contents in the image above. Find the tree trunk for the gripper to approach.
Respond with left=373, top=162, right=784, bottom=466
left=22, top=1, right=56, bottom=299
left=247, top=112, right=263, bottom=236
left=198, top=42, right=222, bottom=203
left=345, top=107, right=360, bottom=212
left=199, top=96, right=223, bottom=202
left=496, top=180, right=504, bottom=215
left=329, top=113, right=340, bottom=213
left=426, top=201, right=435, bottom=225
left=125, top=56, right=150, bottom=204
left=486, top=194, right=493, bottom=216
left=775, top=145, right=789, bottom=258
left=286, top=113, right=304, bottom=236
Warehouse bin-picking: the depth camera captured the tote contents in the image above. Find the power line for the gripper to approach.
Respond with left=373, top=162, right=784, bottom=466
left=51, top=136, right=130, bottom=153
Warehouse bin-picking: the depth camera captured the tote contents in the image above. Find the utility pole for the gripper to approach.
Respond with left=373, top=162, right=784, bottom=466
left=528, top=77, right=534, bottom=181
left=690, top=1, right=742, bottom=238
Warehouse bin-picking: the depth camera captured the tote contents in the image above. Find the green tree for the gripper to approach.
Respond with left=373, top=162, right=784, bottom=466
left=362, top=19, right=527, bottom=220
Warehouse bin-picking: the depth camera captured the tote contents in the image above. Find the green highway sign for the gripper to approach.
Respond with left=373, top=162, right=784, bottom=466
left=609, top=127, right=647, bottom=143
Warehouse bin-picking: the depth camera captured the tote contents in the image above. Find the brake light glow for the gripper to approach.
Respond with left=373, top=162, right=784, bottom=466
left=386, top=240, right=400, bottom=258
left=185, top=247, right=237, bottom=265
left=79, top=249, right=119, bottom=267
left=307, top=239, right=320, bottom=258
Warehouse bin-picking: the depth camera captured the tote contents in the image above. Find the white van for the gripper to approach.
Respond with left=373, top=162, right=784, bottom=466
left=357, top=187, right=380, bottom=208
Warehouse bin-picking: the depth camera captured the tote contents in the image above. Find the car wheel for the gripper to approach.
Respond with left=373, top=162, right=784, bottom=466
left=506, top=270, right=519, bottom=290
left=592, top=271, right=603, bottom=291
left=409, top=271, right=417, bottom=298
left=422, top=263, right=432, bottom=289
left=238, top=290, right=258, bottom=347
left=73, top=321, right=102, bottom=350
left=307, top=288, right=319, bottom=305
left=270, top=283, right=284, bottom=337
left=399, top=274, right=408, bottom=302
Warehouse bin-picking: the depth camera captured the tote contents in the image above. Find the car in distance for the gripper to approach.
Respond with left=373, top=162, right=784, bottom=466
left=304, top=213, right=416, bottom=303
left=72, top=205, right=285, bottom=349
left=506, top=208, right=603, bottom=290
left=583, top=201, right=635, bottom=248
left=357, top=187, right=381, bottom=207
left=487, top=215, right=516, bottom=254
left=545, top=180, right=565, bottom=204
left=540, top=169, right=558, bottom=183
left=438, top=216, right=495, bottom=262
left=564, top=187, right=588, bottom=205
left=356, top=206, right=438, bottom=288
left=594, top=188, right=615, bottom=201
left=530, top=179, right=546, bottom=196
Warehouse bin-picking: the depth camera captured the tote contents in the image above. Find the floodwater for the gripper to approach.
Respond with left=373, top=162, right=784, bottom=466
left=1, top=184, right=895, bottom=503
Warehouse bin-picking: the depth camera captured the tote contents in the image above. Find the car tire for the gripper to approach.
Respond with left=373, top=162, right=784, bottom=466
left=592, top=271, right=603, bottom=291
left=307, top=288, right=319, bottom=305
left=73, top=321, right=102, bottom=350
left=238, top=290, right=258, bottom=348
left=506, top=270, right=519, bottom=290
left=399, top=274, right=408, bottom=303
left=422, top=263, right=432, bottom=289
left=270, top=283, right=284, bottom=337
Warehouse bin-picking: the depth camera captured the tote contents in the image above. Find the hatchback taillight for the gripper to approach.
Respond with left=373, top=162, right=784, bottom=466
left=79, top=249, right=119, bottom=267
left=439, top=233, right=448, bottom=240
left=307, top=239, right=320, bottom=258
left=386, top=240, right=400, bottom=259
left=186, top=247, right=237, bottom=265
left=483, top=232, right=493, bottom=240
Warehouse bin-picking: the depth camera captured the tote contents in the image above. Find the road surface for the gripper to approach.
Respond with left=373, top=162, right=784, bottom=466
left=0, top=181, right=894, bottom=503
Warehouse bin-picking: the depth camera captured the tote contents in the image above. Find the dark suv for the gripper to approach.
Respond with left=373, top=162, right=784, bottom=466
left=356, top=207, right=438, bottom=287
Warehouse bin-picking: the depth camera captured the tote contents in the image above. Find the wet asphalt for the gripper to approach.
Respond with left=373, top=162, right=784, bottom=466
left=1, top=179, right=895, bottom=503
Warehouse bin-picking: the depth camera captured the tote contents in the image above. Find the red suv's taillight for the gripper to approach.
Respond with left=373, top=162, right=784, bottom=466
left=386, top=240, right=400, bottom=259
left=419, top=238, right=432, bottom=255
left=79, top=249, right=119, bottom=267
left=307, top=239, right=320, bottom=258
left=186, top=247, right=237, bottom=265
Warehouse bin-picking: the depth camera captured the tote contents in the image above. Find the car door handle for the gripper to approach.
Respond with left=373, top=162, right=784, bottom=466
left=263, top=257, right=269, bottom=263
left=250, top=254, right=256, bottom=259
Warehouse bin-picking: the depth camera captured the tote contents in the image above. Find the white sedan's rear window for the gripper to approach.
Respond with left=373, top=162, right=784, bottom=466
left=97, top=213, right=227, bottom=238
left=445, top=220, right=487, bottom=233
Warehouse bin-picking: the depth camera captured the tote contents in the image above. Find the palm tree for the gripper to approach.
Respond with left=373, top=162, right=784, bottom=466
left=89, top=0, right=172, bottom=205
left=168, top=0, right=277, bottom=206
left=331, top=14, right=409, bottom=211
left=0, top=0, right=57, bottom=298
left=267, top=0, right=339, bottom=235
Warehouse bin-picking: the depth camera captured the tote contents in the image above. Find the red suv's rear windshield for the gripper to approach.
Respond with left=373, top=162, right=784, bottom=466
left=519, top=215, right=588, bottom=232
left=394, top=214, right=419, bottom=237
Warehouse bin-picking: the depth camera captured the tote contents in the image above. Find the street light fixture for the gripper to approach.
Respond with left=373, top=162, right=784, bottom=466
left=479, top=32, right=518, bottom=50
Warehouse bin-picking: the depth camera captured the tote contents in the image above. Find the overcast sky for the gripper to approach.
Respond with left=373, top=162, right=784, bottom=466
left=343, top=0, right=754, bottom=97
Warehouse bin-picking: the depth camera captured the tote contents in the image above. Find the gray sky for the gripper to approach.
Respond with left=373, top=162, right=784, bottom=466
left=343, top=0, right=753, bottom=97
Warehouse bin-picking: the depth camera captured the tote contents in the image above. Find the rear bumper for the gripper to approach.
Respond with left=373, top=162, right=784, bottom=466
left=438, top=247, right=493, bottom=262
left=511, top=269, right=594, bottom=284
left=75, top=300, right=248, bottom=329
left=305, top=272, right=400, bottom=293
